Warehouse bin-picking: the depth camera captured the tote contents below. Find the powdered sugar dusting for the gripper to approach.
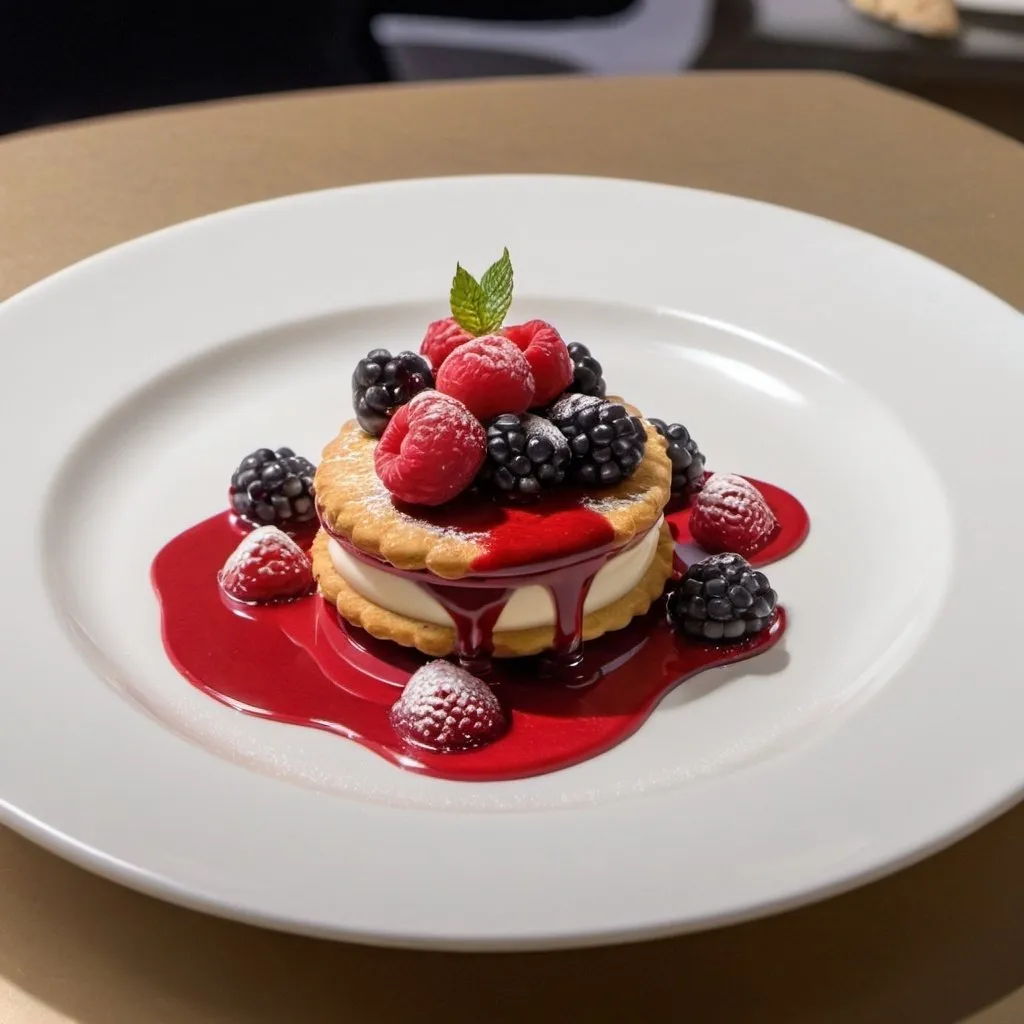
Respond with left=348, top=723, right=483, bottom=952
left=582, top=493, right=643, bottom=514
left=220, top=526, right=306, bottom=578
left=407, top=389, right=482, bottom=451
left=456, top=335, right=534, bottom=385
left=321, top=417, right=488, bottom=543
left=549, top=392, right=602, bottom=420
left=522, top=412, right=568, bottom=450
left=690, top=473, right=778, bottom=556
left=374, top=389, right=486, bottom=506
left=355, top=480, right=487, bottom=543
left=703, top=473, right=766, bottom=501
left=434, top=336, right=535, bottom=420
left=324, top=444, right=374, bottom=467
left=218, top=525, right=313, bottom=602
left=390, top=660, right=506, bottom=752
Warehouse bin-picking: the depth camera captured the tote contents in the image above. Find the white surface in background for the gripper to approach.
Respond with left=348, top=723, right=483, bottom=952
left=957, top=0, right=1024, bottom=12
left=755, top=0, right=1024, bottom=58
left=376, top=0, right=1024, bottom=74
left=373, top=0, right=715, bottom=75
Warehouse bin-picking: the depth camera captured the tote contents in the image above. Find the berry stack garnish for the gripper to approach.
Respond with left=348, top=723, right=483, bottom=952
left=565, top=342, right=607, bottom=398
left=479, top=413, right=571, bottom=498
left=648, top=419, right=706, bottom=498
left=425, top=249, right=543, bottom=421
left=689, top=473, right=778, bottom=557
left=502, top=319, right=573, bottom=407
left=548, top=393, right=647, bottom=487
left=375, top=390, right=486, bottom=506
left=390, top=660, right=507, bottom=753
left=229, top=447, right=316, bottom=526
left=352, top=349, right=434, bottom=437
left=435, top=336, right=535, bottom=421
left=667, top=553, right=778, bottom=643
left=218, top=526, right=314, bottom=604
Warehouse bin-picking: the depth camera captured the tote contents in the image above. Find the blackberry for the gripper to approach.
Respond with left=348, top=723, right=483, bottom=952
left=666, top=553, right=777, bottom=643
left=566, top=342, right=607, bottom=398
left=479, top=413, right=571, bottom=498
left=352, top=348, right=433, bottom=436
left=229, top=447, right=316, bottom=526
left=649, top=418, right=706, bottom=497
left=548, top=394, right=647, bottom=487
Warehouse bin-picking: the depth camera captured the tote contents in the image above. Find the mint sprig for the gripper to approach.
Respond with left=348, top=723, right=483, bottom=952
left=449, top=248, right=514, bottom=336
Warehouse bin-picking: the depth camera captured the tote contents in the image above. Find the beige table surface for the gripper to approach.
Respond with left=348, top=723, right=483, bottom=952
left=1, top=72, right=1023, bottom=1024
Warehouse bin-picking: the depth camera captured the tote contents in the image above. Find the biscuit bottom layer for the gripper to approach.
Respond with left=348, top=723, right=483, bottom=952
left=327, top=516, right=664, bottom=633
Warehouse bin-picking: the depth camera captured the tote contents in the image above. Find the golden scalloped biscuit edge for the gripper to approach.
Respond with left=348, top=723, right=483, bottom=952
left=311, top=524, right=674, bottom=658
left=314, top=403, right=671, bottom=580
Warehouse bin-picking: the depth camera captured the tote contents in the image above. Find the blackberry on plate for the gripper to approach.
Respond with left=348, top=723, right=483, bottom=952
left=648, top=418, right=706, bottom=497
left=548, top=394, right=647, bottom=487
left=229, top=447, right=316, bottom=525
left=667, top=553, right=777, bottom=643
left=352, top=349, right=433, bottom=436
left=566, top=342, right=607, bottom=398
left=479, top=413, right=571, bottom=498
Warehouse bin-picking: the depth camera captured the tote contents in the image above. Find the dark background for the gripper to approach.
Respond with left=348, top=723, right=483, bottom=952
left=0, top=1, right=632, bottom=134
left=2, top=0, right=1023, bottom=139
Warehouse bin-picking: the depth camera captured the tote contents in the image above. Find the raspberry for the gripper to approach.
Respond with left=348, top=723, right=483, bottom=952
left=689, top=474, right=778, bottom=557
left=419, top=317, right=473, bottom=370
left=502, top=320, right=573, bottom=407
left=667, top=553, right=777, bottom=643
left=434, top=336, right=535, bottom=422
left=218, top=526, right=314, bottom=604
left=374, top=390, right=486, bottom=506
left=390, top=660, right=507, bottom=752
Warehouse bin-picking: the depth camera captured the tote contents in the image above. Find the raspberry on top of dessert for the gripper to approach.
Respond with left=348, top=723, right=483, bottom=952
left=314, top=415, right=671, bottom=579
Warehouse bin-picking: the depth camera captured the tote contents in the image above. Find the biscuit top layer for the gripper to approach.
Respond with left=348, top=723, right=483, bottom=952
left=315, top=409, right=671, bottom=580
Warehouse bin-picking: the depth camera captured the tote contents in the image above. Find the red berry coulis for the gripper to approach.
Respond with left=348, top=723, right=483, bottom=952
left=151, top=478, right=808, bottom=782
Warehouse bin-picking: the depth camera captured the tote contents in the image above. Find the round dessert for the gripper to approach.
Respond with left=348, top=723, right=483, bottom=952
left=311, top=408, right=673, bottom=659
left=151, top=246, right=805, bottom=781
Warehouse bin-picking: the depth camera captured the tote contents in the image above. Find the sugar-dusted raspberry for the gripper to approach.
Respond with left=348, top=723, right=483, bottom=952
left=689, top=474, right=778, bottom=557
left=420, top=316, right=474, bottom=370
left=390, top=660, right=507, bottom=752
left=374, top=390, right=486, bottom=506
left=434, top=335, right=535, bottom=421
left=218, top=526, right=314, bottom=604
left=502, top=319, right=573, bottom=407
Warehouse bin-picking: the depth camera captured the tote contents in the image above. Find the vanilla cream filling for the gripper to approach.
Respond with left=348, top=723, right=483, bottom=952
left=328, top=518, right=663, bottom=633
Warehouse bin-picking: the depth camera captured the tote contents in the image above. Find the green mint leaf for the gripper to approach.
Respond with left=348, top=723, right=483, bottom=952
left=449, top=264, right=491, bottom=336
left=478, top=247, right=514, bottom=333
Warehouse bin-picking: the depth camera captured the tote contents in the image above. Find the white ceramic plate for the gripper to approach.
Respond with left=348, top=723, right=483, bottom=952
left=957, top=0, right=1024, bottom=13
left=1, top=175, right=1022, bottom=950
